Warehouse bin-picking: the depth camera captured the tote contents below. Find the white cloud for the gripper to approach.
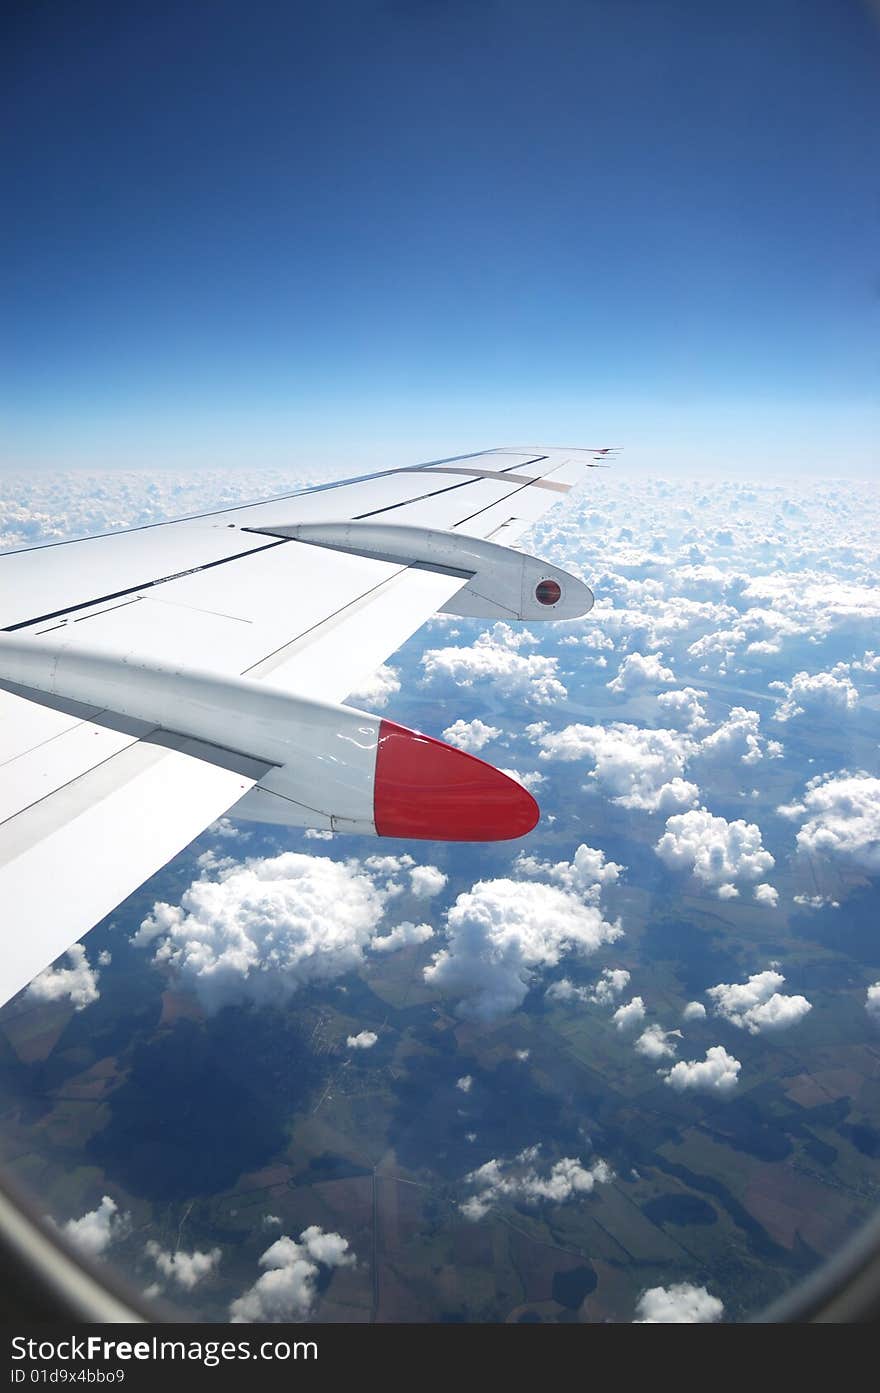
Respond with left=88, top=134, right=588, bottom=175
left=682, top=1001, right=706, bottom=1020
left=867, top=983, right=880, bottom=1025
left=655, top=808, right=774, bottom=897
left=707, top=970, right=811, bottom=1035
left=408, top=864, right=448, bottom=899
left=369, top=920, right=434, bottom=953
left=196, top=850, right=238, bottom=877
left=656, top=687, right=710, bottom=731
left=546, top=978, right=590, bottom=1004
left=442, top=718, right=501, bottom=752
left=456, top=1075, right=473, bottom=1093
left=770, top=665, right=859, bottom=722
left=207, top=817, right=244, bottom=840
left=345, top=663, right=400, bottom=709
left=424, top=878, right=622, bottom=1021
left=514, top=842, right=623, bottom=903
left=346, top=1030, right=378, bottom=1050
left=612, top=996, right=646, bottom=1032
left=854, top=650, right=880, bottom=673
left=664, top=1046, right=742, bottom=1094
left=753, top=883, right=779, bottom=907
left=460, top=1146, right=613, bottom=1221
left=697, top=707, right=773, bottom=766
left=26, top=944, right=107, bottom=1011
left=793, top=893, right=839, bottom=909
left=61, top=1197, right=130, bottom=1258
left=363, top=852, right=414, bottom=876
left=634, top=1283, right=724, bottom=1323
left=421, top=623, right=567, bottom=705
left=135, top=852, right=389, bottom=1012
left=606, top=651, right=675, bottom=694
left=145, top=1242, right=221, bottom=1290
left=530, top=722, right=699, bottom=813
left=634, top=1024, right=679, bottom=1059
left=230, top=1227, right=354, bottom=1323
left=784, top=774, right=880, bottom=873
left=592, top=967, right=631, bottom=1005
left=500, top=767, right=546, bottom=792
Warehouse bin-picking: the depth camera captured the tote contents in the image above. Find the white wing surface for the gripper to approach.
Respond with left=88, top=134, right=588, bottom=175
left=0, top=446, right=605, bottom=1006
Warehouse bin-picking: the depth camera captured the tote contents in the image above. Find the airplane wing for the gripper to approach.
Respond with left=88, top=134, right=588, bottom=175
left=0, top=445, right=606, bottom=1008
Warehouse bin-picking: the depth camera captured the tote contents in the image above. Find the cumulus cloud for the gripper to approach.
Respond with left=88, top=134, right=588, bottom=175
left=26, top=944, right=107, bottom=1011
left=460, top=1145, right=613, bottom=1221
left=682, top=1001, right=707, bottom=1021
left=421, top=623, right=567, bottom=705
left=345, top=663, right=401, bottom=709
left=408, top=865, right=448, bottom=899
left=230, top=1227, right=354, bottom=1323
left=606, top=651, right=675, bottom=694
left=592, top=967, right=631, bottom=1005
left=546, top=978, right=590, bottom=1004
left=854, top=650, right=880, bottom=673
left=753, top=883, right=779, bottom=907
left=782, top=774, right=880, bottom=873
left=424, top=879, right=622, bottom=1021
left=456, top=1075, right=473, bottom=1093
left=514, top=843, right=623, bottom=902
left=770, top=665, right=859, bottom=722
left=656, top=686, right=710, bottom=731
left=634, top=1024, right=679, bottom=1059
left=145, top=1242, right=221, bottom=1290
left=61, top=1197, right=130, bottom=1258
left=369, top=920, right=434, bottom=953
left=634, top=1283, right=724, bottom=1323
left=664, top=1046, right=741, bottom=1095
left=612, top=997, right=646, bottom=1032
left=696, top=707, right=778, bottom=766
left=529, top=722, right=699, bottom=813
left=442, top=718, right=501, bottom=752
left=655, top=808, right=774, bottom=898
left=867, top=983, right=880, bottom=1025
left=346, top=1030, right=378, bottom=1050
left=500, top=767, right=546, bottom=792
left=793, top=893, right=839, bottom=909
left=707, top=971, right=811, bottom=1035
left=135, top=852, right=388, bottom=1012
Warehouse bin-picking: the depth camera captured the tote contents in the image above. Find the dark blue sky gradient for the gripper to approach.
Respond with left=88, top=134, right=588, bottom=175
left=2, top=1, right=878, bottom=471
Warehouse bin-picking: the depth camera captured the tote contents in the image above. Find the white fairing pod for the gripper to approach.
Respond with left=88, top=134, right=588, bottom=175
left=248, top=521, right=594, bottom=621
left=0, top=635, right=539, bottom=842
left=0, top=634, right=380, bottom=832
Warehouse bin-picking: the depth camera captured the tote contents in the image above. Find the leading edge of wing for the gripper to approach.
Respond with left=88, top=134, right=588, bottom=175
left=0, top=445, right=599, bottom=558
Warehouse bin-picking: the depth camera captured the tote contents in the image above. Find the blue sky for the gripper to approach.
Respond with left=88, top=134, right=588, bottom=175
left=2, top=0, right=878, bottom=473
